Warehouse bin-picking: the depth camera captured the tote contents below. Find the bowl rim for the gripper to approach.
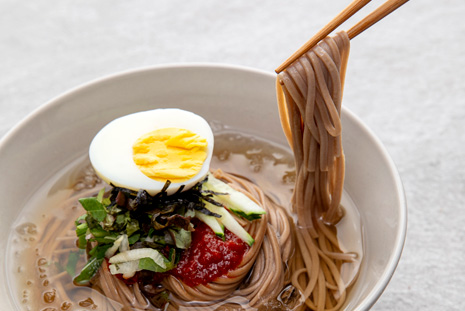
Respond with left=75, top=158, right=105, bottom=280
left=0, top=62, right=407, bottom=310
left=0, top=63, right=271, bottom=148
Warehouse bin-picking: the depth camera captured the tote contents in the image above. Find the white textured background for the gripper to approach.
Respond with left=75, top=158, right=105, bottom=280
left=1, top=0, right=464, bottom=310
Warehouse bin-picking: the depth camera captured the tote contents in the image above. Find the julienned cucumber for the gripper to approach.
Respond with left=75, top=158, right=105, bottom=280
left=203, top=174, right=266, bottom=220
left=109, top=248, right=166, bottom=268
left=202, top=200, right=255, bottom=246
left=195, top=211, right=225, bottom=239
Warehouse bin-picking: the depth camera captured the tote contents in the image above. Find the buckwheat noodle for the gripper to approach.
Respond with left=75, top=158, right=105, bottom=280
left=277, top=31, right=356, bottom=310
left=35, top=169, right=297, bottom=310
left=92, top=169, right=296, bottom=311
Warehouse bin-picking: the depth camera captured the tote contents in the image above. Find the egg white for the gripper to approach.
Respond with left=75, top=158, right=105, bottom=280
left=89, top=108, right=214, bottom=196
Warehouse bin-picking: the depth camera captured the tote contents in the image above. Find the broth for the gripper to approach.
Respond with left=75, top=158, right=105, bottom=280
left=7, top=130, right=363, bottom=311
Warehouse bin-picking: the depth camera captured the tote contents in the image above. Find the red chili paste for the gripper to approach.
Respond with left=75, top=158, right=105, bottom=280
left=169, top=218, right=250, bottom=287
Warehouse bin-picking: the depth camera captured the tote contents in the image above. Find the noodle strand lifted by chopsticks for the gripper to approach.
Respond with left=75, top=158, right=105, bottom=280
left=277, top=31, right=349, bottom=226
left=277, top=31, right=354, bottom=311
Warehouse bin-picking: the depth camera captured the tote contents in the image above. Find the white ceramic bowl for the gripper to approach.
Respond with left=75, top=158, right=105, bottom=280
left=0, top=63, right=407, bottom=310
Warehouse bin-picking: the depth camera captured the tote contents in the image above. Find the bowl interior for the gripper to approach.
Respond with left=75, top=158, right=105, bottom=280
left=0, top=63, right=406, bottom=310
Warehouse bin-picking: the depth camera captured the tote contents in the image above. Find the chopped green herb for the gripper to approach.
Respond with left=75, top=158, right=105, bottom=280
left=77, top=234, right=87, bottom=249
left=73, top=257, right=104, bottom=286
left=96, top=188, right=105, bottom=203
left=75, top=222, right=88, bottom=236
left=75, top=214, right=87, bottom=225
left=138, top=257, right=167, bottom=273
left=128, top=233, right=140, bottom=245
left=89, top=226, right=110, bottom=238
left=139, top=248, right=176, bottom=273
left=78, top=197, right=107, bottom=222
left=89, top=243, right=112, bottom=259
left=75, top=222, right=88, bottom=249
left=126, top=219, right=140, bottom=236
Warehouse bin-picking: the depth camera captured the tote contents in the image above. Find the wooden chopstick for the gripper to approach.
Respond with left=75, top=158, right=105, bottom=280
left=275, top=0, right=372, bottom=73
left=275, top=0, right=409, bottom=73
left=347, top=0, right=409, bottom=39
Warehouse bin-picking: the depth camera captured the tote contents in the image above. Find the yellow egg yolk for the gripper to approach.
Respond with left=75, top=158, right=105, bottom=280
left=132, top=128, right=208, bottom=183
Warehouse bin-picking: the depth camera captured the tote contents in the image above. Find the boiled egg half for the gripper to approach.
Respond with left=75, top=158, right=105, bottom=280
left=89, top=108, right=214, bottom=196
